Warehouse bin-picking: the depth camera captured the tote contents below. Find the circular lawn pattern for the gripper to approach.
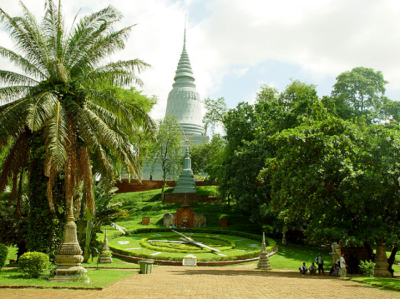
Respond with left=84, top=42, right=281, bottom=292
left=109, top=231, right=275, bottom=262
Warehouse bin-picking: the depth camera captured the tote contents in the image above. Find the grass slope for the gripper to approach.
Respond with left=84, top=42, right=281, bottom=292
left=111, top=186, right=261, bottom=236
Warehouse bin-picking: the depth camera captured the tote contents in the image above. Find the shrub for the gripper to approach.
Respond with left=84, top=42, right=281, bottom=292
left=0, top=244, right=8, bottom=270
left=19, top=252, right=50, bottom=278
left=359, top=260, right=374, bottom=277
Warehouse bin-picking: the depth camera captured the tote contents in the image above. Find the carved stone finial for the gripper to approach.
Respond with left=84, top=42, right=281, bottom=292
left=257, top=232, right=271, bottom=270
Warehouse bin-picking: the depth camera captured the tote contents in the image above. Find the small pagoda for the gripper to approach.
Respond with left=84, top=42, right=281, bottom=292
left=173, top=147, right=196, bottom=194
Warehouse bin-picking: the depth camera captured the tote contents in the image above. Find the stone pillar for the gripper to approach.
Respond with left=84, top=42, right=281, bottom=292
left=98, top=229, right=113, bottom=264
left=257, top=232, right=271, bottom=270
left=53, top=206, right=89, bottom=282
left=374, top=243, right=391, bottom=277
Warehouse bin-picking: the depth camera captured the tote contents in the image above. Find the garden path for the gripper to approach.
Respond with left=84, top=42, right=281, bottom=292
left=0, top=263, right=398, bottom=299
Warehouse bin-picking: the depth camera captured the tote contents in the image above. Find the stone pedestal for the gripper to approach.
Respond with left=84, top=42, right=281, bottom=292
left=257, top=232, right=271, bottom=270
left=53, top=207, right=89, bottom=283
left=374, top=243, right=391, bottom=277
left=98, top=229, right=113, bottom=264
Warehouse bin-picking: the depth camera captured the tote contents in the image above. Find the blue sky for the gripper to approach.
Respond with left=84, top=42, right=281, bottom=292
left=1, top=0, right=400, bottom=118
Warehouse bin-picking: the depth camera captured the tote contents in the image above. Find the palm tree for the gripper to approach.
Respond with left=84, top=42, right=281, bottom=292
left=0, top=0, right=155, bottom=253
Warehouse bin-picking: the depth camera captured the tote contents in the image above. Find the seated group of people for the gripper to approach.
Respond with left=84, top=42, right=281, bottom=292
left=299, top=253, right=325, bottom=275
left=299, top=253, right=344, bottom=277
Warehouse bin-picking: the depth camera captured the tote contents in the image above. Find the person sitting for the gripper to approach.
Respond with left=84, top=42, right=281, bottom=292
left=299, top=262, right=308, bottom=275
left=309, top=262, right=317, bottom=275
left=330, top=263, right=339, bottom=276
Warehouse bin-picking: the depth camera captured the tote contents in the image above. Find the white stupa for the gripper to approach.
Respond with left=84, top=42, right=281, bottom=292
left=140, top=28, right=208, bottom=180
left=165, top=28, right=209, bottom=145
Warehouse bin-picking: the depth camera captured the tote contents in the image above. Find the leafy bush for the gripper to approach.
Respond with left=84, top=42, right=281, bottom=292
left=359, top=260, right=374, bottom=277
left=19, top=252, right=50, bottom=278
left=0, top=244, right=8, bottom=270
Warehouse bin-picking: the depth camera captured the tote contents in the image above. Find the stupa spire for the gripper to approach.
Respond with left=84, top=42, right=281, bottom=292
left=173, top=20, right=195, bottom=88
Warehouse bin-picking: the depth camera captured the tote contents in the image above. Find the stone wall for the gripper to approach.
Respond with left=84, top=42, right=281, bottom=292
left=114, top=179, right=213, bottom=193
left=163, top=193, right=219, bottom=203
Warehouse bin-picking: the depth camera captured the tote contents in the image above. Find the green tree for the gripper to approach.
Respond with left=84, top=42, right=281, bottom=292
left=190, top=134, right=225, bottom=177
left=203, top=97, right=227, bottom=133
left=148, top=115, right=182, bottom=200
left=216, top=80, right=318, bottom=221
left=262, top=105, right=400, bottom=274
left=0, top=1, right=155, bottom=255
left=331, top=67, right=388, bottom=119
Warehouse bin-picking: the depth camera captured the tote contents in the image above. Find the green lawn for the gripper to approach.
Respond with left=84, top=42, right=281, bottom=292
left=269, top=242, right=332, bottom=271
left=109, top=231, right=275, bottom=262
left=347, top=277, right=400, bottom=291
left=0, top=267, right=136, bottom=288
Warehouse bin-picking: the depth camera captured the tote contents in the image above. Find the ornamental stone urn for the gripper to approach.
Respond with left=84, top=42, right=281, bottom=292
left=53, top=206, right=89, bottom=283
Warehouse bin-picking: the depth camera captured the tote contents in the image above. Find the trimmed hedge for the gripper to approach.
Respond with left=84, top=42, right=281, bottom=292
left=109, top=228, right=276, bottom=262
left=0, top=244, right=8, bottom=270
left=139, top=234, right=235, bottom=253
left=19, top=252, right=50, bottom=278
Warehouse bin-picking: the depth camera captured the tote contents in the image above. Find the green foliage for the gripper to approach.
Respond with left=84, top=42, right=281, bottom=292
left=190, top=134, right=225, bottom=176
left=147, top=115, right=183, bottom=199
left=0, top=1, right=155, bottom=242
left=203, top=97, right=228, bottom=133
left=215, top=80, right=318, bottom=223
left=18, top=252, right=50, bottom=278
left=27, top=151, right=65, bottom=261
left=331, top=67, right=388, bottom=119
left=0, top=267, right=136, bottom=288
left=359, top=260, right=375, bottom=277
left=0, top=244, right=8, bottom=270
left=262, top=109, right=400, bottom=246
left=77, top=182, right=127, bottom=263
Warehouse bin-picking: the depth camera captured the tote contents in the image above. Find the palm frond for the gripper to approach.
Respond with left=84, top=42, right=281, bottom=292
left=86, top=89, right=156, bottom=136
left=0, top=70, right=38, bottom=86
left=42, top=0, right=64, bottom=60
left=0, top=86, right=32, bottom=104
left=0, top=9, right=47, bottom=73
left=69, top=25, right=134, bottom=76
left=26, top=91, right=58, bottom=131
left=64, top=5, right=123, bottom=67
left=0, top=47, right=46, bottom=79
left=82, top=59, right=149, bottom=86
left=44, top=102, right=68, bottom=171
left=0, top=97, right=31, bottom=142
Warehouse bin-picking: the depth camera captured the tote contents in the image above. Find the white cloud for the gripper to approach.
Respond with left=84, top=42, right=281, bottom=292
left=1, top=0, right=399, bottom=119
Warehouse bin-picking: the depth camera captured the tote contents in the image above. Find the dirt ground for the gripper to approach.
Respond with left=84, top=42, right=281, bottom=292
left=1, top=264, right=399, bottom=299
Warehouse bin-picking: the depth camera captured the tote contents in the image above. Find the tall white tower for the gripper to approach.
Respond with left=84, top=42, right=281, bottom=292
left=165, top=28, right=208, bottom=144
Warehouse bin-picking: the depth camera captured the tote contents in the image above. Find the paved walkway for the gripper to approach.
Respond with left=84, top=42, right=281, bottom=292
left=1, top=264, right=399, bottom=299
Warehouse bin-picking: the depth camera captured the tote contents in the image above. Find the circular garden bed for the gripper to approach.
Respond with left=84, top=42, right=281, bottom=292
left=108, top=229, right=276, bottom=263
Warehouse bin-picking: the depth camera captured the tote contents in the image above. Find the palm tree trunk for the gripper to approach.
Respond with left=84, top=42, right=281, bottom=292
left=27, top=142, right=65, bottom=261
